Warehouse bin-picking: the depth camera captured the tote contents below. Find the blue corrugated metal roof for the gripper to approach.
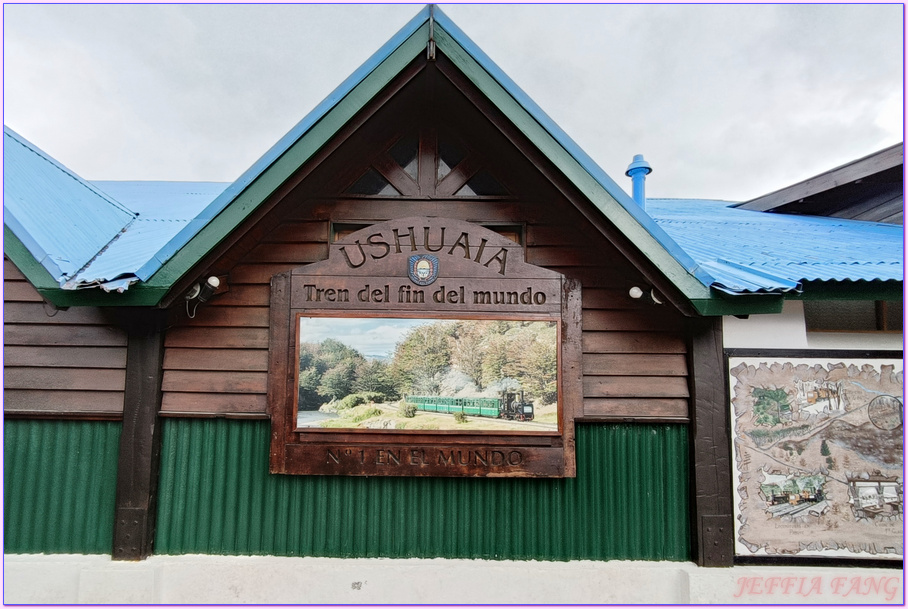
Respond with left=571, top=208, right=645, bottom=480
left=3, top=6, right=903, bottom=302
left=647, top=198, right=904, bottom=294
left=2, top=9, right=432, bottom=293
left=61, top=181, right=229, bottom=291
left=121, top=6, right=436, bottom=286
left=3, top=127, right=137, bottom=285
left=430, top=8, right=714, bottom=290
left=114, top=4, right=710, bottom=294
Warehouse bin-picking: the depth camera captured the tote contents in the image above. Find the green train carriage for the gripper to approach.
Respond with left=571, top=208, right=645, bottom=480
left=407, top=391, right=534, bottom=421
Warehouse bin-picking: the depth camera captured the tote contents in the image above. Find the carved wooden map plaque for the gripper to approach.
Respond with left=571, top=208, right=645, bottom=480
left=268, top=217, right=581, bottom=477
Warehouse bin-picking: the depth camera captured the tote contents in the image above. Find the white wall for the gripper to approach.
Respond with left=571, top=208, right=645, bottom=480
left=723, top=300, right=809, bottom=349
left=4, top=554, right=903, bottom=605
left=723, top=300, right=904, bottom=351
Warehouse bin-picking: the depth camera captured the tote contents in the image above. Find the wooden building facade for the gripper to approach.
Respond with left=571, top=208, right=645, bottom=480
left=4, top=7, right=901, bottom=583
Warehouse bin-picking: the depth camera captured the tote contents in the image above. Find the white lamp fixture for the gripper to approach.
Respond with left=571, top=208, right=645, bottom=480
left=185, top=276, right=222, bottom=318
left=628, top=285, right=663, bottom=305
left=197, top=276, right=220, bottom=303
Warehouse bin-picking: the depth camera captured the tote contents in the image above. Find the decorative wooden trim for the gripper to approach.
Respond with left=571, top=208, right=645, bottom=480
left=112, top=309, right=168, bottom=561
left=268, top=217, right=579, bottom=477
left=153, top=41, right=432, bottom=308
left=688, top=317, right=734, bottom=567
left=3, top=411, right=123, bottom=421
left=737, top=143, right=903, bottom=212
left=561, top=276, right=583, bottom=477
left=373, top=153, right=420, bottom=196
left=435, top=154, right=481, bottom=197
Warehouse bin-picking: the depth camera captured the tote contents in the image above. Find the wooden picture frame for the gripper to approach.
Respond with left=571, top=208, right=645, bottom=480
left=268, top=217, right=581, bottom=477
left=727, top=349, right=904, bottom=559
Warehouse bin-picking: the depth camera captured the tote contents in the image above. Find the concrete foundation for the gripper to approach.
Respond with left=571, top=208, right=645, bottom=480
left=4, top=554, right=902, bottom=605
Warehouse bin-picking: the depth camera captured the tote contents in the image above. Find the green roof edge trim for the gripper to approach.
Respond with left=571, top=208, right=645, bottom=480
left=35, top=286, right=169, bottom=307
left=688, top=280, right=905, bottom=316
left=431, top=25, right=714, bottom=306
left=692, top=296, right=783, bottom=316
left=140, top=14, right=720, bottom=312
left=5, top=224, right=59, bottom=292
left=793, top=280, right=904, bottom=301
left=138, top=22, right=431, bottom=298
left=8, top=6, right=897, bottom=318
left=5, top=225, right=167, bottom=306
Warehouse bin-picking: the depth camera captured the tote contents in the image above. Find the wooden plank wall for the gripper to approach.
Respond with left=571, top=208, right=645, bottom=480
left=161, top=196, right=689, bottom=421
left=3, top=258, right=127, bottom=416
left=160, top=221, right=328, bottom=417
left=528, top=205, right=689, bottom=422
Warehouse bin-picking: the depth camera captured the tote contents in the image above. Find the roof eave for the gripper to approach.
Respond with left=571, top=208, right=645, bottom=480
left=4, top=224, right=60, bottom=292
left=735, top=142, right=905, bottom=212
left=136, top=13, right=434, bottom=305
left=689, top=278, right=904, bottom=317
left=792, top=279, right=904, bottom=301
left=13, top=6, right=898, bottom=319
left=5, top=225, right=166, bottom=306
left=3, top=216, right=67, bottom=284
left=431, top=9, right=716, bottom=303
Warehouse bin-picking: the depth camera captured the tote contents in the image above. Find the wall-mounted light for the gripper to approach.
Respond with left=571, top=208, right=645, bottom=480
left=197, top=276, right=220, bottom=302
left=185, top=276, right=222, bottom=318
left=628, top=285, right=663, bottom=305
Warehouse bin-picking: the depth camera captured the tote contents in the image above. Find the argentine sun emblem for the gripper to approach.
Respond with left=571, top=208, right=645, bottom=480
left=408, top=254, right=439, bottom=286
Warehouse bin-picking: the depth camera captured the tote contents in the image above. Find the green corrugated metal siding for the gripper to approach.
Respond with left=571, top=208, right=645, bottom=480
left=4, top=420, right=121, bottom=554
left=156, top=419, right=690, bottom=560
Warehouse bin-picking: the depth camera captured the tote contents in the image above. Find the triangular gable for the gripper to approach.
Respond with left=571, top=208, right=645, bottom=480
left=8, top=6, right=897, bottom=314
left=141, top=5, right=713, bottom=309
left=6, top=6, right=718, bottom=311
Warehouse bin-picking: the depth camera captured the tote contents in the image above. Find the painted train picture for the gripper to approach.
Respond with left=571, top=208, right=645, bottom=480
left=295, top=317, right=558, bottom=432
left=407, top=391, right=535, bottom=421
left=729, top=355, right=903, bottom=559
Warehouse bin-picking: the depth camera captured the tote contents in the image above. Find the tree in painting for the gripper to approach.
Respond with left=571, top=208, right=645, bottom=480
left=297, top=319, right=558, bottom=422
left=390, top=322, right=453, bottom=395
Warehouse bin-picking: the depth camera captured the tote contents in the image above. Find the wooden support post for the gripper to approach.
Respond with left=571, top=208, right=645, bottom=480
left=688, top=317, right=734, bottom=567
left=112, top=309, right=167, bottom=560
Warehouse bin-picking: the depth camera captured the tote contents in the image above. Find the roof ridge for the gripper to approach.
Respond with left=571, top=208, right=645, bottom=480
left=4, top=126, right=138, bottom=219
left=61, top=215, right=139, bottom=289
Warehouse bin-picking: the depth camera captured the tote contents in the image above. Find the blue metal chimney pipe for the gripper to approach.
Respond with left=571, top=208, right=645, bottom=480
left=625, top=154, right=652, bottom=210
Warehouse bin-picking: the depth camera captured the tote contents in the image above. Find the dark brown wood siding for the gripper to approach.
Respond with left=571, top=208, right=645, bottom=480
left=161, top=61, right=689, bottom=421
left=162, top=197, right=689, bottom=420
left=4, top=258, right=127, bottom=416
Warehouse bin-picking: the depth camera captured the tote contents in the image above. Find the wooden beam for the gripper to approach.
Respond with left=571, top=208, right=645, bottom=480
left=737, top=143, right=904, bottom=212
left=431, top=39, right=714, bottom=311
left=431, top=52, right=704, bottom=317
left=151, top=29, right=431, bottom=307
left=112, top=309, right=168, bottom=561
left=373, top=153, right=420, bottom=196
left=688, top=317, right=734, bottom=567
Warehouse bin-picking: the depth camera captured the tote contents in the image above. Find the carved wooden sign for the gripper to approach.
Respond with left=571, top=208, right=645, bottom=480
left=268, top=217, right=581, bottom=477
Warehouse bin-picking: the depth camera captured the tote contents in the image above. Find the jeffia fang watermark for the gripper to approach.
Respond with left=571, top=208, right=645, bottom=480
left=733, top=575, right=901, bottom=601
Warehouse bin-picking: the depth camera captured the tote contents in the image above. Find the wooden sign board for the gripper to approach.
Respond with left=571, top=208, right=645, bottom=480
left=268, top=217, right=581, bottom=477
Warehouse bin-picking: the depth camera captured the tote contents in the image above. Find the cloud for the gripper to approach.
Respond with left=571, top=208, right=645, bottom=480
left=3, top=4, right=902, bottom=200
left=298, top=317, right=431, bottom=358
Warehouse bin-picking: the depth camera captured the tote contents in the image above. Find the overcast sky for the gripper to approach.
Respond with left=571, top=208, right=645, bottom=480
left=3, top=3, right=903, bottom=201
left=299, top=317, right=430, bottom=358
